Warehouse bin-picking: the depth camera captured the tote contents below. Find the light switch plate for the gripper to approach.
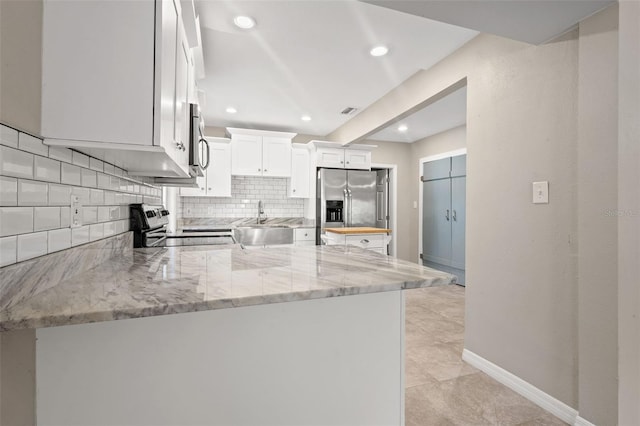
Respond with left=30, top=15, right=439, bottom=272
left=532, top=181, right=549, bottom=204
left=71, top=194, right=82, bottom=227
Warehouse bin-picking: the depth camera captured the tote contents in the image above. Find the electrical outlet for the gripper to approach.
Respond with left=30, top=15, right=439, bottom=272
left=532, top=181, right=549, bottom=204
left=71, top=195, right=82, bottom=227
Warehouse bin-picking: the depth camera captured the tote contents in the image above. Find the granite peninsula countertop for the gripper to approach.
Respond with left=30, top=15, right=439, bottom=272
left=0, top=245, right=456, bottom=332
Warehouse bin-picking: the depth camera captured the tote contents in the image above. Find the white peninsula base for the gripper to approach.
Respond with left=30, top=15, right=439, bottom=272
left=36, top=291, right=405, bottom=425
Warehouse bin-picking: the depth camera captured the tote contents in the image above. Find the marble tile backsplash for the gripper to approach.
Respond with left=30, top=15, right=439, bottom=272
left=179, top=176, right=304, bottom=219
left=0, top=124, right=161, bottom=267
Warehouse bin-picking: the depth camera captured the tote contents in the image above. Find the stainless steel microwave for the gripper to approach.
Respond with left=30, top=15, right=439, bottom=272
left=189, top=103, right=210, bottom=177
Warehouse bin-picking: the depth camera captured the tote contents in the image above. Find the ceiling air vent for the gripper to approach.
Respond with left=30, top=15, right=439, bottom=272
left=341, top=107, right=358, bottom=115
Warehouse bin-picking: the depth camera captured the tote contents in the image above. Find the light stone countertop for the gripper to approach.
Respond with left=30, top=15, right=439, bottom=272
left=0, top=245, right=456, bottom=332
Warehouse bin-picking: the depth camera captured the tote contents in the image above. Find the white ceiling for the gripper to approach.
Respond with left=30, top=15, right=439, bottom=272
left=363, top=0, right=615, bottom=45
left=194, top=0, right=478, bottom=136
left=368, top=86, right=467, bottom=143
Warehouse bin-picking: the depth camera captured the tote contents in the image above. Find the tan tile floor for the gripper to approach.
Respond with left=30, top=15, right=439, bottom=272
left=405, top=285, right=568, bottom=426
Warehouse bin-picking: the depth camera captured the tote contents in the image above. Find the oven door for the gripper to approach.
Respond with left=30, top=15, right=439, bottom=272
left=144, top=230, right=168, bottom=247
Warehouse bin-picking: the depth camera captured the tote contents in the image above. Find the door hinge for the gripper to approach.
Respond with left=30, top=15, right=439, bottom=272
left=385, top=215, right=390, bottom=220
left=419, top=253, right=424, bottom=259
left=386, top=176, right=390, bottom=183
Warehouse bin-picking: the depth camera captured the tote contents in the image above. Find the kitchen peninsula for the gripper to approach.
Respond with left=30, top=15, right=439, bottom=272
left=0, top=239, right=455, bottom=425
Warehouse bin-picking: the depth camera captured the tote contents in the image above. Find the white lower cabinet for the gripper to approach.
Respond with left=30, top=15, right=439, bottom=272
left=180, top=139, right=231, bottom=197
left=294, top=228, right=316, bottom=246
left=289, top=146, right=311, bottom=198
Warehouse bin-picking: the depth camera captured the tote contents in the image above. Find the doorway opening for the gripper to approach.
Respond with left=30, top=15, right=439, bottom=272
left=418, top=149, right=467, bottom=285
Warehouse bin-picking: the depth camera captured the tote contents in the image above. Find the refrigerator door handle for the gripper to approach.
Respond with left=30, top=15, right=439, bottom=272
left=347, top=189, right=352, bottom=227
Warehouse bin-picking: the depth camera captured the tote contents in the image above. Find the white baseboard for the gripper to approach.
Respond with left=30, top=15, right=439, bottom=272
left=462, top=349, right=579, bottom=425
left=574, top=416, right=597, bottom=426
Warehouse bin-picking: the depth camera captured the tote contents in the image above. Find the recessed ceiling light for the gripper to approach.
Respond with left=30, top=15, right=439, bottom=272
left=233, top=16, right=256, bottom=29
left=398, top=124, right=408, bottom=132
left=301, top=115, right=311, bottom=121
left=226, top=107, right=237, bottom=114
left=370, top=45, right=389, bottom=57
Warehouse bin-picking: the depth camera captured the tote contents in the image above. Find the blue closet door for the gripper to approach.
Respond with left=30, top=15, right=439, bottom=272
left=451, top=176, right=466, bottom=270
left=422, top=177, right=452, bottom=266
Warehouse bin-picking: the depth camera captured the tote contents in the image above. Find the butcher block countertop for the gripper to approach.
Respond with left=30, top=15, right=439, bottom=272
left=324, top=227, right=392, bottom=235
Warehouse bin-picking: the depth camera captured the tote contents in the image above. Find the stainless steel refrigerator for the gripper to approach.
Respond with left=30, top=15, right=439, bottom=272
left=316, top=168, right=388, bottom=245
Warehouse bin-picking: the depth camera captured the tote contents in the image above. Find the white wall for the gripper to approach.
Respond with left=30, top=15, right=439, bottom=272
left=0, top=0, right=42, bottom=135
left=577, top=5, right=619, bottom=424
left=409, top=126, right=466, bottom=262
left=330, top=31, right=581, bottom=409
left=617, top=1, right=640, bottom=424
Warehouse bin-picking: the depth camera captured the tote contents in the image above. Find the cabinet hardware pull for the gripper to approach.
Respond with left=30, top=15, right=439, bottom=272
left=446, top=209, right=450, bottom=221
left=452, top=210, right=457, bottom=221
left=361, top=239, right=369, bottom=244
left=293, top=189, right=296, bottom=192
left=264, top=169, right=267, bottom=172
left=208, top=187, right=212, bottom=191
left=347, top=161, right=350, bottom=164
left=258, top=168, right=261, bottom=171
left=340, top=160, right=344, bottom=164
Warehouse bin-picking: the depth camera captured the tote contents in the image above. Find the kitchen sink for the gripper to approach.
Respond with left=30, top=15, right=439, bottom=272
left=234, top=226, right=294, bottom=246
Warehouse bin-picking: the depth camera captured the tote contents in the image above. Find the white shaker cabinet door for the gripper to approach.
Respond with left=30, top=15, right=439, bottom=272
left=290, top=148, right=310, bottom=198
left=180, top=176, right=206, bottom=197
left=231, top=134, right=262, bottom=176
left=262, top=137, right=292, bottom=177
left=206, top=142, right=232, bottom=197
left=168, top=23, right=191, bottom=176
left=316, top=147, right=345, bottom=169
left=344, top=149, right=371, bottom=170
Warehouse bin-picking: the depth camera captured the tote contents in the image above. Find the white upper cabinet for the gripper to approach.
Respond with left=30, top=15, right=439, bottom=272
left=313, top=142, right=375, bottom=170
left=180, top=138, right=231, bottom=197
left=289, top=146, right=310, bottom=198
left=231, top=134, right=263, bottom=176
left=262, top=137, right=293, bottom=177
left=316, top=147, right=345, bottom=169
left=228, top=128, right=296, bottom=177
left=40, top=0, right=199, bottom=178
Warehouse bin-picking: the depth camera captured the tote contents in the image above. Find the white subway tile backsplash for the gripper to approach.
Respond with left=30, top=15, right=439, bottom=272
left=89, top=158, right=104, bottom=172
left=61, top=163, right=81, bottom=185
left=83, top=206, right=98, bottom=224
left=90, top=189, right=104, bottom=205
left=0, top=146, right=34, bottom=179
left=81, top=168, right=97, bottom=187
left=0, top=236, right=17, bottom=267
left=0, top=125, right=19, bottom=148
left=17, top=231, right=48, bottom=262
left=71, top=225, right=90, bottom=246
left=0, top=207, right=34, bottom=236
left=35, top=207, right=61, bottom=231
left=72, top=187, right=90, bottom=204
left=18, top=180, right=48, bottom=206
left=47, top=228, right=71, bottom=253
left=34, top=156, right=61, bottom=183
left=89, top=223, right=104, bottom=241
left=97, top=173, right=110, bottom=189
left=119, top=206, right=129, bottom=219
left=72, top=151, right=90, bottom=168
left=98, top=206, right=110, bottom=222
left=48, top=146, right=73, bottom=163
left=103, top=221, right=116, bottom=237
left=49, top=184, right=72, bottom=205
left=60, top=207, right=70, bottom=228
left=104, top=191, right=115, bottom=204
left=180, top=176, right=303, bottom=219
left=108, top=206, right=120, bottom=220
left=0, top=176, right=18, bottom=206
left=0, top=130, right=160, bottom=266
left=18, top=133, right=48, bottom=156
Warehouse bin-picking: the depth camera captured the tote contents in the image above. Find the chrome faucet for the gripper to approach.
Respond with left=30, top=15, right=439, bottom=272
left=257, top=200, right=266, bottom=224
